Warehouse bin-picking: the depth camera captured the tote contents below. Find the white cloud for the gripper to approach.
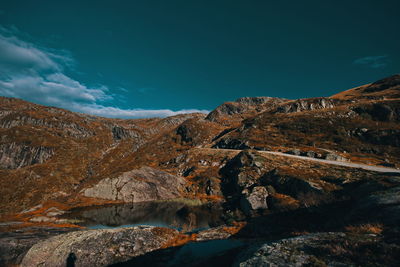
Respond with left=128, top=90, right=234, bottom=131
left=353, top=55, right=388, bottom=69
left=74, top=104, right=210, bottom=118
left=0, top=28, right=208, bottom=118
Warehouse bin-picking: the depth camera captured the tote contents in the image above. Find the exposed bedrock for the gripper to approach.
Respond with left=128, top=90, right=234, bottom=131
left=234, top=232, right=400, bottom=267
left=82, top=167, right=186, bottom=202
left=0, top=115, right=94, bottom=138
left=20, top=226, right=178, bottom=267
left=0, top=142, right=54, bottom=169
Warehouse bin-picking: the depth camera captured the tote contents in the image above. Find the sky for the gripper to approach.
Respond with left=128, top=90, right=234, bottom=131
left=0, top=0, right=399, bottom=118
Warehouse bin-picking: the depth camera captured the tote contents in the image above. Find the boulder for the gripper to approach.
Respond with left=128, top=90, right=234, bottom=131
left=240, top=186, right=268, bottom=215
left=21, top=226, right=178, bottom=267
left=213, top=137, right=250, bottom=150
left=82, top=167, right=186, bottom=202
left=286, top=149, right=301, bottom=156
left=325, top=153, right=348, bottom=162
left=220, top=150, right=266, bottom=196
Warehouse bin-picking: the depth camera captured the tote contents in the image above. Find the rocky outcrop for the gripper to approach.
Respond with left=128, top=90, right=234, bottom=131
left=236, top=233, right=342, bottom=266
left=206, top=97, right=287, bottom=122
left=0, top=115, right=94, bottom=138
left=220, top=150, right=266, bottom=196
left=0, top=142, right=54, bottom=169
left=272, top=97, right=344, bottom=114
left=235, top=232, right=395, bottom=267
left=0, top=227, right=75, bottom=266
left=213, top=137, right=250, bottom=150
left=82, top=167, right=186, bottom=202
left=111, top=126, right=141, bottom=141
left=220, top=151, right=270, bottom=215
left=21, top=226, right=178, bottom=267
left=146, top=113, right=206, bottom=135
left=175, top=118, right=221, bottom=146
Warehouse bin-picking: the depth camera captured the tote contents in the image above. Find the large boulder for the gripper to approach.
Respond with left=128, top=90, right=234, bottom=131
left=82, top=167, right=186, bottom=202
left=240, top=186, right=269, bottom=215
left=220, top=150, right=266, bottom=195
left=21, top=226, right=178, bottom=267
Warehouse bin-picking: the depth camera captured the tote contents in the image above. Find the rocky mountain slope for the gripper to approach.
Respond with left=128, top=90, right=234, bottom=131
left=0, top=74, right=400, bottom=266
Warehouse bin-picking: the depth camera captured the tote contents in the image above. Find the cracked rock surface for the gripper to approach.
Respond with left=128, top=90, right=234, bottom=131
left=21, top=226, right=178, bottom=267
left=82, top=167, right=186, bottom=202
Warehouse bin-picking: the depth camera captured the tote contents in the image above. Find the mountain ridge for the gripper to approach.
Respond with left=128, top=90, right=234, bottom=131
left=0, top=74, right=399, bottom=217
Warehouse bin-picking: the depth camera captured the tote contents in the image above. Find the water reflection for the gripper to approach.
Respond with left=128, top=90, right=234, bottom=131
left=64, top=201, right=224, bottom=232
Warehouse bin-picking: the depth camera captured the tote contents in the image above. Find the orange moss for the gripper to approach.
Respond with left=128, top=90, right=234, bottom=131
left=222, top=221, right=246, bottom=235
left=161, top=233, right=198, bottom=249
left=290, top=231, right=310, bottom=236
left=345, top=223, right=383, bottom=235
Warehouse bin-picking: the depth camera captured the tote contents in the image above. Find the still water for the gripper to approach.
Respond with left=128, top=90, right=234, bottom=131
left=63, top=200, right=225, bottom=232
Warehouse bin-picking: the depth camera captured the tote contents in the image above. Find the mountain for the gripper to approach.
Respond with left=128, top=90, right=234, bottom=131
left=1, top=74, right=400, bottom=266
left=0, top=74, right=399, bottom=215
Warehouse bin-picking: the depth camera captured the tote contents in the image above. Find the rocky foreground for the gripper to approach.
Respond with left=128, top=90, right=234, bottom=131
left=0, top=75, right=400, bottom=266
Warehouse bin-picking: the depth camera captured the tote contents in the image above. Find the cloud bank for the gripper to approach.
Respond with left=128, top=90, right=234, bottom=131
left=0, top=28, right=208, bottom=118
left=353, top=55, right=388, bottom=69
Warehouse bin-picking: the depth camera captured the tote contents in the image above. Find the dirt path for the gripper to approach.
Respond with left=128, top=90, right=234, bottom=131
left=198, top=148, right=400, bottom=174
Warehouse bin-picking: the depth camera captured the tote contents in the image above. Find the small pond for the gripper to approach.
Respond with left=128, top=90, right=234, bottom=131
left=62, top=200, right=225, bottom=232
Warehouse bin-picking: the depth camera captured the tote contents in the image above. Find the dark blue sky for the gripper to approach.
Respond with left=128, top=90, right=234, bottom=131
left=0, top=0, right=399, bottom=117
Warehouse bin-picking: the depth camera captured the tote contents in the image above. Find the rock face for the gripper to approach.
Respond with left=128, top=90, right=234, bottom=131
left=272, top=97, right=344, bottom=114
left=21, top=226, right=178, bottom=267
left=111, top=126, right=141, bottom=141
left=0, top=114, right=94, bottom=138
left=83, top=167, right=186, bottom=202
left=0, top=142, right=54, bottom=169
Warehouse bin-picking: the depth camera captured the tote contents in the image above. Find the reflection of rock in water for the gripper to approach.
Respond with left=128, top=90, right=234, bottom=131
left=66, top=201, right=223, bottom=231
left=176, top=207, right=198, bottom=231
